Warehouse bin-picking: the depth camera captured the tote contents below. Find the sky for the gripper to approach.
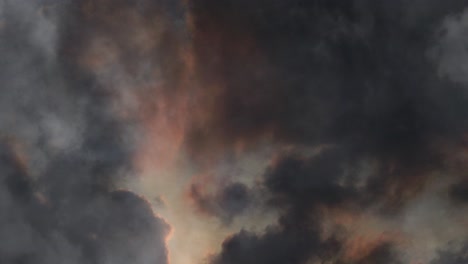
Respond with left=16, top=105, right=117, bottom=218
left=1, top=1, right=468, bottom=264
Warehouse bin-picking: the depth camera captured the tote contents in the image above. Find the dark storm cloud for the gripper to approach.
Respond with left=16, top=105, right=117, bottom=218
left=449, top=180, right=468, bottom=203
left=264, top=149, right=356, bottom=210
left=4, top=0, right=468, bottom=263
left=0, top=1, right=177, bottom=263
left=211, top=228, right=323, bottom=264
left=0, top=141, right=170, bottom=264
left=185, top=0, right=468, bottom=222
left=59, top=0, right=187, bottom=99
left=431, top=242, right=468, bottom=264
left=190, top=182, right=251, bottom=224
left=186, top=0, right=468, bottom=206
left=350, top=243, right=402, bottom=264
left=213, top=231, right=402, bottom=264
left=207, top=149, right=408, bottom=264
left=187, top=0, right=468, bottom=263
left=207, top=149, right=366, bottom=264
left=189, top=1, right=468, bottom=210
left=187, top=0, right=468, bottom=165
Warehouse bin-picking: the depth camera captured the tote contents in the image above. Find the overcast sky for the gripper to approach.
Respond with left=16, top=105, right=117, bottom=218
left=1, top=1, right=468, bottom=264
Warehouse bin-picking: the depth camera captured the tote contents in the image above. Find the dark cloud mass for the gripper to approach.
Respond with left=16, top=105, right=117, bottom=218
left=0, top=141, right=170, bottom=264
left=3, top=0, right=468, bottom=264
left=0, top=1, right=175, bottom=263
left=190, top=182, right=251, bottom=224
left=188, top=0, right=468, bottom=159
left=187, top=0, right=468, bottom=263
left=208, top=149, right=401, bottom=264
left=431, top=242, right=468, bottom=264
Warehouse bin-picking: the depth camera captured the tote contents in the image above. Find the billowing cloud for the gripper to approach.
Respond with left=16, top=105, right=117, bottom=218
left=431, top=242, right=468, bottom=264
left=0, top=1, right=173, bottom=263
left=190, top=181, right=252, bottom=224
left=0, top=141, right=170, bottom=264
left=184, top=1, right=468, bottom=263
left=4, top=1, right=468, bottom=264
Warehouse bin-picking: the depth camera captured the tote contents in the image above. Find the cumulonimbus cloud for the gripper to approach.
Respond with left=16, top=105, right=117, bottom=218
left=3, top=1, right=468, bottom=264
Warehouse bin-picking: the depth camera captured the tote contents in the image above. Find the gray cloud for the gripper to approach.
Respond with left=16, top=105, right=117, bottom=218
left=186, top=1, right=468, bottom=263
left=190, top=182, right=252, bottom=225
left=0, top=1, right=172, bottom=263
left=4, top=0, right=468, bottom=264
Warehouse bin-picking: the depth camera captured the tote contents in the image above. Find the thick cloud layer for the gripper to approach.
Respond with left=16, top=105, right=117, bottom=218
left=207, top=149, right=402, bottom=264
left=0, top=141, right=170, bottom=264
left=186, top=1, right=468, bottom=263
left=4, top=1, right=468, bottom=264
left=190, top=182, right=252, bottom=224
left=0, top=1, right=173, bottom=263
